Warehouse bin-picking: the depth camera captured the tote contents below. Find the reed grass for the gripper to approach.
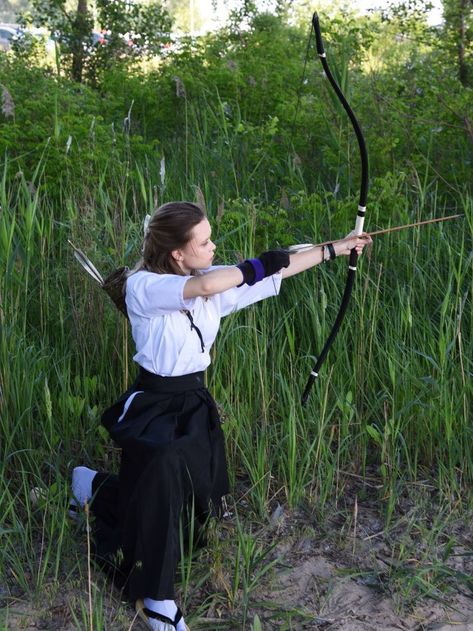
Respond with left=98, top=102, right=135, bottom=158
left=0, top=122, right=471, bottom=627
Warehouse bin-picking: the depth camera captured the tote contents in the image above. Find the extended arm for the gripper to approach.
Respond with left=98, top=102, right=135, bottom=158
left=183, top=250, right=289, bottom=299
left=183, top=267, right=244, bottom=299
left=282, top=234, right=370, bottom=279
left=183, top=235, right=370, bottom=299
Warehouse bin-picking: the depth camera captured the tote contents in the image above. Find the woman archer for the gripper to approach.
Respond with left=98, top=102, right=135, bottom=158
left=71, top=200, right=370, bottom=631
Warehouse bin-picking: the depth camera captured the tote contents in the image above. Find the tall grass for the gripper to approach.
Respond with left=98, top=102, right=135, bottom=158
left=0, top=132, right=471, bottom=627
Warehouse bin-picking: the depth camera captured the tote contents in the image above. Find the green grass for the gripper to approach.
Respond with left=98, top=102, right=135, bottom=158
left=0, top=137, right=471, bottom=628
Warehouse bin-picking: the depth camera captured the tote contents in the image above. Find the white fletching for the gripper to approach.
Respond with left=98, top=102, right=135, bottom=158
left=288, top=243, right=315, bottom=253
left=143, top=214, right=151, bottom=236
left=68, top=240, right=104, bottom=285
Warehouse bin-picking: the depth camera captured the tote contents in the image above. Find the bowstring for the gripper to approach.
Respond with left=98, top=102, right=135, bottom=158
left=288, top=22, right=315, bottom=152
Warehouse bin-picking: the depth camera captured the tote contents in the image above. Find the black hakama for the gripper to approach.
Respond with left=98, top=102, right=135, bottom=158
left=90, top=368, right=229, bottom=601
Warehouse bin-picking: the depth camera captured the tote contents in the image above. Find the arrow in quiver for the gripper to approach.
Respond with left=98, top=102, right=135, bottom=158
left=68, top=240, right=129, bottom=318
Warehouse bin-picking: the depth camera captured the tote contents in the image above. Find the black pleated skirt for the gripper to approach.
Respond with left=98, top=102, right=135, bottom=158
left=90, top=368, right=229, bottom=601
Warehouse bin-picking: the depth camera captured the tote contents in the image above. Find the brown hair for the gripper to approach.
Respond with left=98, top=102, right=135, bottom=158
left=135, top=201, right=206, bottom=276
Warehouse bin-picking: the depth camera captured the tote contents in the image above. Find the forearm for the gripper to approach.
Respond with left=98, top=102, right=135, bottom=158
left=282, top=243, right=343, bottom=278
left=282, top=235, right=370, bottom=279
left=183, top=267, right=244, bottom=299
left=281, top=247, right=324, bottom=278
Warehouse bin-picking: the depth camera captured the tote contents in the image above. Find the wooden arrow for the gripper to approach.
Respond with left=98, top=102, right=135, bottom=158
left=289, top=214, right=463, bottom=253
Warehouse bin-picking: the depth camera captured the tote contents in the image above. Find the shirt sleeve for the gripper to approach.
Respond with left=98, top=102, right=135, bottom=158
left=206, top=266, right=282, bottom=317
left=125, top=271, right=196, bottom=317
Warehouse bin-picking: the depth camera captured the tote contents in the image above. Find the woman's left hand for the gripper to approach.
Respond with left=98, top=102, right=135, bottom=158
left=334, top=233, right=372, bottom=257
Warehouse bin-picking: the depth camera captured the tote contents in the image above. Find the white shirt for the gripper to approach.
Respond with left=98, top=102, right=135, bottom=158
left=125, top=267, right=282, bottom=376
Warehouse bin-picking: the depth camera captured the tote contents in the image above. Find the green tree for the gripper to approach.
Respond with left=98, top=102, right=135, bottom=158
left=379, top=0, right=472, bottom=86
left=0, top=0, right=29, bottom=22
left=166, top=0, right=205, bottom=33
left=443, top=0, right=473, bottom=86
left=20, top=0, right=172, bottom=83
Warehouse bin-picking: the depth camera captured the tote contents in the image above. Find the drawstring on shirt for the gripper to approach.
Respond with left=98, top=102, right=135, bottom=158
left=183, top=310, right=205, bottom=353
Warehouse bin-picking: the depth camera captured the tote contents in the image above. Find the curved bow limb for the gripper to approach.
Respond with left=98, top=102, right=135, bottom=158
left=301, top=13, right=369, bottom=406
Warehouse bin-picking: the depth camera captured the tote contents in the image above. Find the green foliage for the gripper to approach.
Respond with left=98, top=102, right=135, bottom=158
left=0, top=9, right=472, bottom=622
left=19, top=0, right=172, bottom=83
left=380, top=0, right=435, bottom=35
left=381, top=0, right=473, bottom=87
left=91, top=0, right=173, bottom=75
left=442, top=0, right=473, bottom=86
left=2, top=7, right=472, bottom=203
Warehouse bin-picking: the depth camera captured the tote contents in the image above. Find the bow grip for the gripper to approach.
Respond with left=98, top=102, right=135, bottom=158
left=354, top=205, right=367, bottom=236
left=312, top=13, right=325, bottom=56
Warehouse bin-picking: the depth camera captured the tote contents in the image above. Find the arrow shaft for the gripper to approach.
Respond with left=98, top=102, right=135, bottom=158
left=291, top=214, right=462, bottom=253
left=365, top=213, right=462, bottom=238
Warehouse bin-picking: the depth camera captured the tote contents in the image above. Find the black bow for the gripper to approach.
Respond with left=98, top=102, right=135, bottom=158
left=301, top=13, right=369, bottom=406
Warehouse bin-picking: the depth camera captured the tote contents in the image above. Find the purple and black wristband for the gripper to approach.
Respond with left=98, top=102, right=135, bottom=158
left=236, top=249, right=290, bottom=286
left=236, top=258, right=266, bottom=286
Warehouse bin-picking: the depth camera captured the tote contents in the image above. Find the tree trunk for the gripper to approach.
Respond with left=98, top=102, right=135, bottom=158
left=444, top=0, right=472, bottom=87
left=457, top=0, right=468, bottom=85
left=71, top=0, right=88, bottom=83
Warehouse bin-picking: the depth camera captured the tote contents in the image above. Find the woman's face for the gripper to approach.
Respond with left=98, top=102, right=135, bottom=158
left=174, top=218, right=216, bottom=273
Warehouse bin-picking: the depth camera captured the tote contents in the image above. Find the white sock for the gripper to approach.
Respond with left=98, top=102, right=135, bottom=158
left=143, top=598, right=187, bottom=631
left=71, top=466, right=97, bottom=507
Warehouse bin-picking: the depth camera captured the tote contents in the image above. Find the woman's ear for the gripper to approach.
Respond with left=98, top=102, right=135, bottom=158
left=171, top=248, right=183, bottom=262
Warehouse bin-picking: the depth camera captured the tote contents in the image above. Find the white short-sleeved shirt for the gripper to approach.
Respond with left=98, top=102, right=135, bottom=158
left=125, top=267, right=282, bottom=376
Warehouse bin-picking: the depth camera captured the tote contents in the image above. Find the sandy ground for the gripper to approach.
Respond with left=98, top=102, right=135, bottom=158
left=2, top=477, right=473, bottom=630
left=241, top=487, right=473, bottom=631
left=257, top=542, right=473, bottom=630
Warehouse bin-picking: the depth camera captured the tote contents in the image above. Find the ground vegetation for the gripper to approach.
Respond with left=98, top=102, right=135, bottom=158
left=0, top=1, right=472, bottom=628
